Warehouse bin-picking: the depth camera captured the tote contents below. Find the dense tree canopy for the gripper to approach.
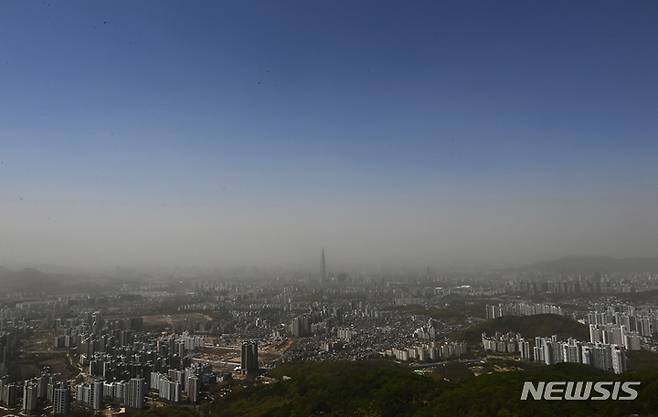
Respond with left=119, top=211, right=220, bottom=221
left=139, top=359, right=658, bottom=417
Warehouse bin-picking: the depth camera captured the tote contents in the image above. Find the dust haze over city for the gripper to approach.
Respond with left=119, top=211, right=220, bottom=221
left=2, top=1, right=658, bottom=417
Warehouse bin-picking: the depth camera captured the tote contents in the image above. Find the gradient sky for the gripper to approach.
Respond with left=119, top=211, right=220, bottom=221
left=1, top=0, right=658, bottom=271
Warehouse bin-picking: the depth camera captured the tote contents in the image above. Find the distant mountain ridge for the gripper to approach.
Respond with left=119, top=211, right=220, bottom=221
left=0, top=266, right=64, bottom=293
left=520, top=256, right=658, bottom=273
left=0, top=266, right=100, bottom=294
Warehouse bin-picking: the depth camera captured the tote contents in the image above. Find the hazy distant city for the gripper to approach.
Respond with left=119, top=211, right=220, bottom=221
left=3, top=1, right=658, bottom=416
left=1, top=253, right=658, bottom=416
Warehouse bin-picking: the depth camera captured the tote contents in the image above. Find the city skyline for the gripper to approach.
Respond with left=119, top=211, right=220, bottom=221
left=2, top=2, right=658, bottom=416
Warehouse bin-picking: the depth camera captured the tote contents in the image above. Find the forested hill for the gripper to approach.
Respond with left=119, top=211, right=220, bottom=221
left=137, top=360, right=658, bottom=417
left=453, top=314, right=588, bottom=344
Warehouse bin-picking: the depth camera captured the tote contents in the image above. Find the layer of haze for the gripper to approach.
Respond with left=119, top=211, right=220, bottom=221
left=1, top=1, right=658, bottom=272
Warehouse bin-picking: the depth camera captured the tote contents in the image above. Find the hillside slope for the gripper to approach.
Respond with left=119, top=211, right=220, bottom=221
left=142, top=361, right=658, bottom=417
left=453, top=314, right=588, bottom=344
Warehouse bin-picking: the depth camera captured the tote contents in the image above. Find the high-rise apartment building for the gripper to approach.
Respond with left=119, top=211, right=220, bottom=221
left=53, top=382, right=70, bottom=416
left=126, top=378, right=145, bottom=409
left=22, top=381, right=38, bottom=415
left=241, top=340, right=259, bottom=376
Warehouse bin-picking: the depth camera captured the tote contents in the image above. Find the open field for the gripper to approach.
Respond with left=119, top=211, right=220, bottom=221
left=193, top=339, right=292, bottom=373
left=197, top=344, right=283, bottom=364
left=14, top=329, right=79, bottom=380
left=142, top=312, right=214, bottom=329
left=22, top=328, right=57, bottom=352
left=15, top=350, right=78, bottom=381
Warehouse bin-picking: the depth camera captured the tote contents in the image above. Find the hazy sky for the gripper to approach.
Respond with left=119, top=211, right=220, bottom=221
left=1, top=0, right=658, bottom=271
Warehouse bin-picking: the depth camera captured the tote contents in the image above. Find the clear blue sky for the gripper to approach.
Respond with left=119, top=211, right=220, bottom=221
left=1, top=1, right=658, bottom=270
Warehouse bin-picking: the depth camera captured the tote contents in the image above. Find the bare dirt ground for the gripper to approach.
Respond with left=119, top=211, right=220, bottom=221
left=142, top=312, right=214, bottom=329
left=195, top=338, right=292, bottom=371
left=16, top=329, right=78, bottom=380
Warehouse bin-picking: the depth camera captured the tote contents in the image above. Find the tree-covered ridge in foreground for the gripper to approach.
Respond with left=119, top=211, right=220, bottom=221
left=140, top=359, right=658, bottom=417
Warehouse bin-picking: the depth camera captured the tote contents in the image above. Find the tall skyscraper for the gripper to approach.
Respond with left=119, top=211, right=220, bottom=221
left=611, top=346, right=626, bottom=374
left=53, top=383, right=70, bottom=416
left=91, top=380, right=104, bottom=410
left=290, top=315, right=311, bottom=337
left=76, top=381, right=101, bottom=410
left=187, top=376, right=199, bottom=404
left=36, top=374, right=48, bottom=399
left=22, top=381, right=38, bottom=415
left=321, top=248, right=327, bottom=281
left=3, top=383, right=20, bottom=407
left=126, top=378, right=145, bottom=409
left=157, top=377, right=180, bottom=403
left=240, top=341, right=259, bottom=376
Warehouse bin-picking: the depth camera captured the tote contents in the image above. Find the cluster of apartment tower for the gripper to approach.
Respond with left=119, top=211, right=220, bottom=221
left=383, top=341, right=467, bottom=362
left=0, top=372, right=70, bottom=415
left=485, top=303, right=564, bottom=320
left=481, top=332, right=628, bottom=374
